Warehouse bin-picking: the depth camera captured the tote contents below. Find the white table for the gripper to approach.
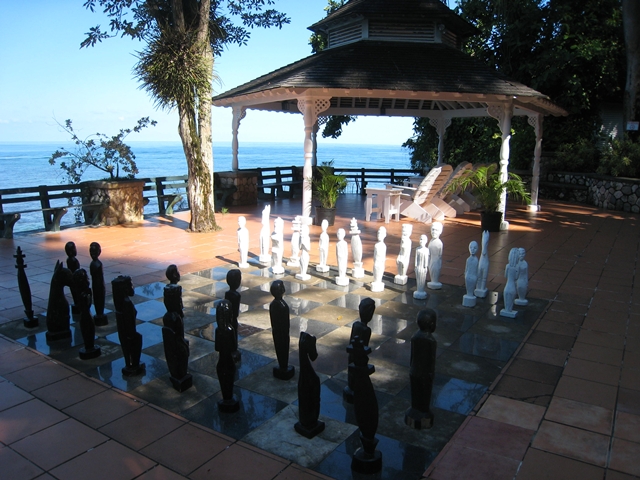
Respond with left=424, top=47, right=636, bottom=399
left=365, top=187, right=402, bottom=223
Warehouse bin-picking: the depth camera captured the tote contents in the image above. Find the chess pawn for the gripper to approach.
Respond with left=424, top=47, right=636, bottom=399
left=500, top=248, right=519, bottom=318
left=295, top=224, right=311, bottom=281
left=287, top=216, right=302, bottom=267
left=112, top=275, right=146, bottom=376
left=335, top=228, right=349, bottom=286
left=316, top=219, right=330, bottom=273
left=394, top=223, right=413, bottom=285
left=45, top=260, right=73, bottom=341
left=162, top=284, right=192, bottom=392
left=65, top=241, right=80, bottom=314
left=73, top=269, right=102, bottom=360
left=370, top=227, right=387, bottom=292
left=295, top=332, right=325, bottom=439
left=224, top=269, right=242, bottom=363
left=463, top=241, right=479, bottom=307
left=474, top=230, right=490, bottom=298
left=89, top=242, right=108, bottom=326
left=269, top=280, right=295, bottom=380
left=15, top=247, right=38, bottom=328
left=413, top=234, right=429, bottom=300
left=237, top=216, right=250, bottom=269
left=215, top=300, right=240, bottom=412
left=350, top=218, right=365, bottom=278
left=271, top=217, right=285, bottom=275
left=427, top=222, right=443, bottom=290
left=259, top=205, right=271, bottom=264
left=344, top=298, right=375, bottom=403
left=514, top=248, right=529, bottom=306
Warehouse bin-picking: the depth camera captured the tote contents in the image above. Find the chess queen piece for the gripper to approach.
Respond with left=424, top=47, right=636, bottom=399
left=295, top=332, right=325, bottom=438
left=394, top=223, right=413, bottom=285
left=413, top=235, right=429, bottom=300
left=215, top=300, right=240, bottom=412
left=162, top=283, right=192, bottom=392
left=271, top=217, right=285, bottom=275
left=89, top=242, right=108, bottom=326
left=427, top=222, right=444, bottom=290
left=73, top=269, right=102, bottom=360
left=15, top=247, right=38, bottom=328
left=45, top=260, right=73, bottom=341
left=316, top=219, right=330, bottom=273
left=259, top=205, right=271, bottom=264
left=343, top=297, right=375, bottom=403
left=463, top=241, right=479, bottom=307
left=474, top=230, right=490, bottom=298
left=166, top=264, right=181, bottom=285
left=112, top=275, right=146, bottom=376
left=350, top=218, right=365, bottom=278
left=287, top=216, right=302, bottom=267
left=500, top=248, right=519, bottom=318
left=269, top=280, right=295, bottom=380
left=295, top=223, right=311, bottom=281
left=335, top=228, right=349, bottom=286
left=224, top=269, right=242, bottom=363
left=405, top=308, right=437, bottom=429
left=237, top=216, right=250, bottom=269
left=515, top=248, right=529, bottom=306
left=370, top=226, right=387, bottom=292
left=65, top=241, right=80, bottom=314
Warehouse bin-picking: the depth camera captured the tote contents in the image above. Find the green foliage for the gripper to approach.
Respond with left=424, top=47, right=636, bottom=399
left=553, top=137, right=601, bottom=173
left=48, top=117, right=156, bottom=183
left=309, top=0, right=346, bottom=54
left=311, top=161, right=348, bottom=209
left=598, top=136, right=640, bottom=177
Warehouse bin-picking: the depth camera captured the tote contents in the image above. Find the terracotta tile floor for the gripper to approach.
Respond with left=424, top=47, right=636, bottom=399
left=1, top=195, right=639, bottom=479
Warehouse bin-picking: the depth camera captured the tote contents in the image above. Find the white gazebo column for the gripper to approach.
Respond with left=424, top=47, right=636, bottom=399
left=231, top=106, right=247, bottom=171
left=429, top=117, right=452, bottom=166
left=488, top=103, right=514, bottom=230
left=298, top=97, right=331, bottom=220
left=312, top=120, right=321, bottom=167
left=528, top=113, right=543, bottom=212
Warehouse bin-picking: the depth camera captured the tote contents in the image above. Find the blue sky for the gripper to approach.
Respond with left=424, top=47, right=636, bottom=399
left=0, top=0, right=415, bottom=145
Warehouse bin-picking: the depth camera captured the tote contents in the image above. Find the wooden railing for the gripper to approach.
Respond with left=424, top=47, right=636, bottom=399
left=333, top=167, right=423, bottom=194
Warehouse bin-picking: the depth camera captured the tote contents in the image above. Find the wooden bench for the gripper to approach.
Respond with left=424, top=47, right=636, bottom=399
left=143, top=176, right=189, bottom=215
left=256, top=166, right=303, bottom=200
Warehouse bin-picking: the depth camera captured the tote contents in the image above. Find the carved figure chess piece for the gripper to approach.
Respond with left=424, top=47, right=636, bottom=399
left=474, top=230, right=490, bottom=298
left=427, top=222, right=444, bottom=290
left=73, top=269, right=102, bottom=360
left=224, top=269, right=242, bottom=363
left=350, top=218, right=364, bottom=278
left=89, top=242, right=108, bottom=326
left=500, top=248, right=520, bottom=318
left=166, top=264, right=180, bottom=285
left=237, top=216, right=250, bottom=268
left=269, top=280, right=295, bottom=380
left=271, top=217, right=285, bottom=275
left=162, top=283, right=192, bottom=391
left=404, top=308, right=437, bottom=429
left=15, top=247, right=38, bottom=328
left=463, top=241, right=479, bottom=307
left=316, top=219, right=330, bottom=273
left=215, top=300, right=240, bottom=412
left=45, top=260, right=73, bottom=341
left=371, top=226, right=387, bottom=292
left=287, top=216, right=302, bottom=267
left=295, top=224, right=311, bottom=281
left=259, top=205, right=271, bottom=264
left=112, top=275, right=146, bottom=376
left=395, top=223, right=413, bottom=285
left=335, top=228, right=349, bottom=286
left=344, top=298, right=375, bottom=403
left=295, top=332, right=325, bottom=438
left=65, top=241, right=80, bottom=314
left=515, top=247, right=529, bottom=306
left=413, top=234, right=429, bottom=300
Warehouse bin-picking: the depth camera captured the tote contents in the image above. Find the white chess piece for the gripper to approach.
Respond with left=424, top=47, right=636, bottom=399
left=287, top=216, right=302, bottom=267
left=514, top=247, right=529, bottom=306
left=335, top=228, right=349, bottom=286
left=463, top=241, right=479, bottom=307
left=413, top=234, right=429, bottom=299
left=259, top=205, right=271, bottom=264
left=427, top=222, right=443, bottom=290
left=295, top=223, right=311, bottom=281
left=474, top=230, right=490, bottom=298
left=371, top=226, right=387, bottom=292
left=500, top=248, right=519, bottom=318
left=316, top=219, right=330, bottom=273
left=270, top=217, right=285, bottom=275
left=350, top=218, right=364, bottom=278
left=394, top=223, right=413, bottom=285
left=237, top=216, right=250, bottom=269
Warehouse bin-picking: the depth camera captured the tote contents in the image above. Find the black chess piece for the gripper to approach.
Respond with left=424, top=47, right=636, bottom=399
left=14, top=247, right=38, bottom=328
left=295, top=332, right=325, bottom=438
left=72, top=269, right=101, bottom=360
left=45, top=260, right=73, bottom=341
left=269, top=280, right=295, bottom=380
left=89, top=242, right=108, bottom=326
left=224, top=269, right=242, bottom=363
left=65, top=241, right=80, bottom=315
left=162, top=284, right=192, bottom=392
left=343, top=297, right=375, bottom=403
left=215, top=300, right=239, bottom=412
left=348, top=335, right=382, bottom=474
left=405, top=308, right=438, bottom=429
left=166, top=264, right=180, bottom=285
left=111, top=275, right=146, bottom=376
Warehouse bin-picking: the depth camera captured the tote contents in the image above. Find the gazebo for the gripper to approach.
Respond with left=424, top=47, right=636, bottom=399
left=212, top=0, right=567, bottom=229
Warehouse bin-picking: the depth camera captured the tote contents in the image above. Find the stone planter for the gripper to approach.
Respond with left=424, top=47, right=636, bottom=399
left=81, top=180, right=145, bottom=226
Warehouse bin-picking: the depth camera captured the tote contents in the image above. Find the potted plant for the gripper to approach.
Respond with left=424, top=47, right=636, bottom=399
left=446, top=164, right=530, bottom=231
left=311, top=161, right=348, bottom=226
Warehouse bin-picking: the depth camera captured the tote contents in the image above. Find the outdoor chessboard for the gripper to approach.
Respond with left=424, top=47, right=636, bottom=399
left=0, top=259, right=547, bottom=480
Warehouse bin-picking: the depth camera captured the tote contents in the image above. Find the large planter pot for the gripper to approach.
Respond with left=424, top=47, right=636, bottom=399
left=314, top=206, right=337, bottom=226
left=81, top=180, right=145, bottom=226
left=480, top=211, right=503, bottom=232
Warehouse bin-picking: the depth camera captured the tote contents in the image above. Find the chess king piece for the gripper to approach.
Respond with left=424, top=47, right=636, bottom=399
left=215, top=300, right=240, bottom=412
left=413, top=234, right=429, bottom=300
left=271, top=217, right=285, bottom=275
left=405, top=308, right=437, bottom=429
left=15, top=247, right=38, bottom=328
left=350, top=218, right=365, bottom=278
left=395, top=223, right=413, bottom=285
left=89, top=242, right=108, bottom=326
left=474, top=230, right=490, bottom=298
left=237, top=216, right=250, bottom=269
left=500, top=248, right=519, bottom=318
left=370, top=226, right=387, bottom=292
left=335, top=228, right=350, bottom=286
left=343, top=298, right=375, bottom=403
left=72, top=269, right=102, bottom=360
left=463, top=241, right=479, bottom=307
left=316, top=219, right=330, bottom=273
left=295, top=332, right=325, bottom=438
left=259, top=205, right=272, bottom=264
left=162, top=283, right=192, bottom=392
left=111, top=275, right=146, bottom=376
left=295, top=223, right=311, bottom=281
left=348, top=336, right=382, bottom=474
left=65, top=241, right=80, bottom=314
left=427, top=222, right=444, bottom=290
left=224, top=269, right=242, bottom=363
left=45, top=260, right=73, bottom=341
left=269, top=280, right=295, bottom=380
left=287, top=216, right=302, bottom=267
left=515, top=247, right=529, bottom=306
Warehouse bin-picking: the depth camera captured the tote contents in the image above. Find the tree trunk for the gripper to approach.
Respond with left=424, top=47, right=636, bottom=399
left=623, top=0, right=640, bottom=135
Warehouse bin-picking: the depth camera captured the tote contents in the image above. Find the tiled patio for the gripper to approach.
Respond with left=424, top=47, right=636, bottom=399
left=0, top=194, right=639, bottom=480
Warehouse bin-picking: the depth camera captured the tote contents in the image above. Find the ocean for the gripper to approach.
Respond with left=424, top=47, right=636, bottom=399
left=0, top=142, right=412, bottom=233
